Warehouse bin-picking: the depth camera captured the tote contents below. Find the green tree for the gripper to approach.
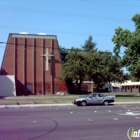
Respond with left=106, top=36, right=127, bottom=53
left=62, top=47, right=87, bottom=94
left=59, top=46, right=70, bottom=64
left=82, top=35, right=97, bottom=52
left=112, top=13, right=140, bottom=81
left=86, top=50, right=127, bottom=92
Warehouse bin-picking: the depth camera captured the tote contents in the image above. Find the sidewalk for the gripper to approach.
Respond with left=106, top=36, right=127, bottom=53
left=0, top=102, right=140, bottom=109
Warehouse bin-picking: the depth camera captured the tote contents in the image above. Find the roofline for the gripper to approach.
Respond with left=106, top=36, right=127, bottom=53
left=121, top=84, right=140, bottom=86
left=9, top=33, right=57, bottom=39
left=0, top=34, right=11, bottom=73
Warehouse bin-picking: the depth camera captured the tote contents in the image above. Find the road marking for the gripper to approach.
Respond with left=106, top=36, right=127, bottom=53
left=118, top=112, right=140, bottom=116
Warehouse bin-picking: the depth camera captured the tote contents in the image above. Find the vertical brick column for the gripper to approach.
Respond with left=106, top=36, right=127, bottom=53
left=15, top=38, right=24, bottom=95
left=25, top=38, right=34, bottom=95
left=35, top=38, right=43, bottom=95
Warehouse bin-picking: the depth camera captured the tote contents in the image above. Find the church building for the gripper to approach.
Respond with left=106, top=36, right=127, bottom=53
left=0, top=33, right=67, bottom=96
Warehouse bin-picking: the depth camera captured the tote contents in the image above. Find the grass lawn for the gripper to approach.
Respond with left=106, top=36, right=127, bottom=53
left=115, top=97, right=140, bottom=102
left=0, top=93, right=140, bottom=105
left=0, top=95, right=79, bottom=105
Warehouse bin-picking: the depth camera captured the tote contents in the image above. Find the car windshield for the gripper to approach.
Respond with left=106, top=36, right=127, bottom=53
left=88, top=93, right=97, bottom=98
left=88, top=93, right=93, bottom=97
left=88, top=93, right=106, bottom=97
left=98, top=93, right=106, bottom=97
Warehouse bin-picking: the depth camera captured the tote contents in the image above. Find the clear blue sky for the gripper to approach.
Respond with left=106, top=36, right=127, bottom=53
left=0, top=0, right=140, bottom=67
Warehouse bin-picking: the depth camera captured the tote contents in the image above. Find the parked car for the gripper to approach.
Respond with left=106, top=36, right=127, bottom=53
left=72, top=93, right=115, bottom=106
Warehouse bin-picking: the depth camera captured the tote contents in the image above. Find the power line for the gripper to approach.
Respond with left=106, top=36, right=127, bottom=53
left=0, top=4, right=131, bottom=22
left=0, top=42, right=125, bottom=54
left=0, top=25, right=113, bottom=37
left=0, top=41, right=61, bottom=50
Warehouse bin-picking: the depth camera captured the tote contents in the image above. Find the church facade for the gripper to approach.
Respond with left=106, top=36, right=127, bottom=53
left=0, top=33, right=67, bottom=95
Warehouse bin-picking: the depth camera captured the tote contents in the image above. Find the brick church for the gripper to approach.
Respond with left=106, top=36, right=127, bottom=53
left=0, top=33, right=68, bottom=96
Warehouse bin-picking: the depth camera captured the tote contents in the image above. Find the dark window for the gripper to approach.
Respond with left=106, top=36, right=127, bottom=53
left=26, top=85, right=32, bottom=90
left=98, top=93, right=105, bottom=97
left=92, top=94, right=97, bottom=97
left=98, top=94, right=102, bottom=97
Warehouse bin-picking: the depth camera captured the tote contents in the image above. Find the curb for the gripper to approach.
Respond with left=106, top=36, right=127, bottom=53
left=114, top=102, right=140, bottom=104
left=0, top=102, right=140, bottom=109
left=0, top=104, right=73, bottom=109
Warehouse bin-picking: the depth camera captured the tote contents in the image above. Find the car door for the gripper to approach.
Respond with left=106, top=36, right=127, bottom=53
left=96, top=93, right=105, bottom=104
left=88, top=93, right=98, bottom=104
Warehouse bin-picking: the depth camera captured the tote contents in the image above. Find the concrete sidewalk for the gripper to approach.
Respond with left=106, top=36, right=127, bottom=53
left=0, top=102, right=140, bottom=109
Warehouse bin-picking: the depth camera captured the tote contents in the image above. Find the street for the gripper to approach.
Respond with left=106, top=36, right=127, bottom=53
left=0, top=104, right=140, bottom=140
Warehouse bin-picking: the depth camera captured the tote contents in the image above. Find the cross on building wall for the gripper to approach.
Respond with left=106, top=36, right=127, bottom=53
left=41, top=48, right=54, bottom=71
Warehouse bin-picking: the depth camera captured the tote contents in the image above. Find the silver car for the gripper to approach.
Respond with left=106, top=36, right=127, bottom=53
left=72, top=93, right=115, bottom=106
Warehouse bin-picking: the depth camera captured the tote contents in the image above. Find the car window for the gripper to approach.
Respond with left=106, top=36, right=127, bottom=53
left=98, top=93, right=102, bottom=97
left=98, top=93, right=105, bottom=97
left=92, top=94, right=97, bottom=97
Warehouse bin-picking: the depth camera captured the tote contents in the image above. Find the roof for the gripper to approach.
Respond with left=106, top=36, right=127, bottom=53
left=121, top=80, right=140, bottom=86
left=9, top=33, right=57, bottom=39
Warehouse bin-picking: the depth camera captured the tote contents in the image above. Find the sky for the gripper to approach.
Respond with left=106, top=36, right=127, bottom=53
left=0, top=0, right=140, bottom=67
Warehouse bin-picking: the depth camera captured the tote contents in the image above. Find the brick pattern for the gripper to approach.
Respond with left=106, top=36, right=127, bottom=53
left=1, top=34, right=68, bottom=95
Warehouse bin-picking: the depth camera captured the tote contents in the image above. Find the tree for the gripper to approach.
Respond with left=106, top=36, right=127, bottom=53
left=86, top=50, right=127, bottom=92
left=59, top=46, right=70, bottom=64
left=112, top=13, right=140, bottom=81
left=82, top=36, right=97, bottom=52
left=62, top=47, right=87, bottom=94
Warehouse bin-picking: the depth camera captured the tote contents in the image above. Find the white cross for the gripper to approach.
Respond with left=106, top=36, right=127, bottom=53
left=41, top=48, right=54, bottom=71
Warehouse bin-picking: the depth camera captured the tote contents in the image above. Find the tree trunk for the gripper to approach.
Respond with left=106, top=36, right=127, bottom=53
left=77, top=83, right=82, bottom=94
left=96, top=83, right=100, bottom=92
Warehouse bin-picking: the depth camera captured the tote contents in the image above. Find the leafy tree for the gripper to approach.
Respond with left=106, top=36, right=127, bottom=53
left=86, top=50, right=127, bottom=92
left=59, top=46, right=70, bottom=64
left=62, top=47, right=87, bottom=94
left=82, top=36, right=97, bottom=52
left=85, top=50, right=104, bottom=91
left=112, top=13, right=140, bottom=81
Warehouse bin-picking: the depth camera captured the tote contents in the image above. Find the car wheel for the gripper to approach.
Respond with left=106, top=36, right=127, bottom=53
left=103, top=101, right=109, bottom=106
left=80, top=101, right=87, bottom=106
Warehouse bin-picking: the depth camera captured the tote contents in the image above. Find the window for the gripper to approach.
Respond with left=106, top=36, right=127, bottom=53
left=98, top=94, right=102, bottom=97
left=26, top=84, right=32, bottom=90
left=98, top=93, right=105, bottom=97
left=92, top=94, right=97, bottom=97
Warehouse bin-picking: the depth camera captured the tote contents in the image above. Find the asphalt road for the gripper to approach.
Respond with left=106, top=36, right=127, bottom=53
left=0, top=104, right=140, bottom=140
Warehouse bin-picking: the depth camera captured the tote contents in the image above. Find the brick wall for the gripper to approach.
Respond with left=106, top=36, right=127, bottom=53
left=1, top=33, right=67, bottom=96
